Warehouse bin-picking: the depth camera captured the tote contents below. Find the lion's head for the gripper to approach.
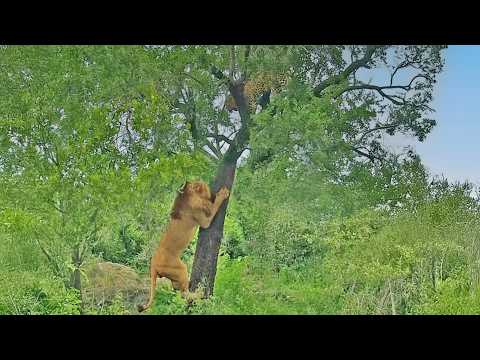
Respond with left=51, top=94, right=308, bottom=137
left=186, top=181, right=212, bottom=201
left=170, top=181, right=212, bottom=220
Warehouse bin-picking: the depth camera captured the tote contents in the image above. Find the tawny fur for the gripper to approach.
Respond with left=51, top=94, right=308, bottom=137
left=138, top=181, right=229, bottom=312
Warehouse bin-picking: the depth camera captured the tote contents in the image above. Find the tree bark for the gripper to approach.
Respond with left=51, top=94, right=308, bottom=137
left=71, top=244, right=84, bottom=313
left=388, top=280, right=397, bottom=315
left=35, top=238, right=63, bottom=279
left=189, top=157, right=238, bottom=297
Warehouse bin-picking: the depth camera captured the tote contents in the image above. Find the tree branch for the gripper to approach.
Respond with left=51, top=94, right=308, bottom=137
left=176, top=85, right=224, bottom=160
left=390, top=60, right=414, bottom=86
left=210, top=65, right=227, bottom=82
left=35, top=238, right=63, bottom=278
left=229, top=46, right=236, bottom=82
left=199, top=147, right=219, bottom=161
left=351, top=147, right=383, bottom=163
left=244, top=45, right=251, bottom=62
left=336, top=84, right=406, bottom=106
left=178, top=87, right=203, bottom=150
left=313, top=45, right=381, bottom=97
left=206, top=133, right=233, bottom=145
left=80, top=208, right=98, bottom=260
left=336, top=70, right=432, bottom=106
left=243, top=45, right=251, bottom=79
left=406, top=73, right=431, bottom=88
left=227, top=81, right=251, bottom=159
left=357, top=122, right=400, bottom=144
left=209, top=60, right=251, bottom=162
left=204, top=139, right=222, bottom=159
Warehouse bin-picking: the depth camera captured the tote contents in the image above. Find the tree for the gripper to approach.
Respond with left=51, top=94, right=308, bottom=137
left=0, top=46, right=180, bottom=309
left=144, top=45, right=446, bottom=297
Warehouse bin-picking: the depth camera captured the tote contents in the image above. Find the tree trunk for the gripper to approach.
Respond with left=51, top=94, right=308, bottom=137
left=189, top=157, right=237, bottom=297
left=71, top=244, right=84, bottom=313
left=36, top=238, right=63, bottom=279
left=388, top=280, right=397, bottom=315
left=189, top=79, right=248, bottom=298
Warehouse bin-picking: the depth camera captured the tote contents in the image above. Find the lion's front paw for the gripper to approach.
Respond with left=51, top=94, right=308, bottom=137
left=217, top=186, right=230, bottom=200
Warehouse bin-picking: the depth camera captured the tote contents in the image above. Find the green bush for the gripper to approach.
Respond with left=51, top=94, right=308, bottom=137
left=84, top=293, right=131, bottom=315
left=92, top=222, right=147, bottom=267
left=222, top=199, right=247, bottom=259
left=188, top=255, right=344, bottom=315
left=243, top=204, right=325, bottom=271
left=412, top=274, right=480, bottom=315
left=321, top=193, right=480, bottom=314
left=149, top=288, right=190, bottom=315
left=0, top=271, right=82, bottom=315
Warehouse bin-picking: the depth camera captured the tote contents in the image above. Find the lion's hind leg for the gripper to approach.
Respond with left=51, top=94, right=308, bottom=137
left=167, top=262, right=189, bottom=292
left=169, top=263, right=202, bottom=304
left=164, top=262, right=195, bottom=301
left=171, top=274, right=189, bottom=294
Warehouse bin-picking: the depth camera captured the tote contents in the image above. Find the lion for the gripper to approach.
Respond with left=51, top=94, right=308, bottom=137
left=137, top=180, right=230, bottom=312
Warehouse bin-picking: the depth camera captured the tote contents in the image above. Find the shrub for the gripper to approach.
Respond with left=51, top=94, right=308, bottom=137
left=0, top=270, right=81, bottom=315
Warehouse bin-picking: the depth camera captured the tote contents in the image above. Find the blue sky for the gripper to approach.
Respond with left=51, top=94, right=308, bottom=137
left=388, top=45, right=480, bottom=185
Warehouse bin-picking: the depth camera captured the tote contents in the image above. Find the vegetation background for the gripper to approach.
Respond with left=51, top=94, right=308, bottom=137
left=2, top=45, right=479, bottom=315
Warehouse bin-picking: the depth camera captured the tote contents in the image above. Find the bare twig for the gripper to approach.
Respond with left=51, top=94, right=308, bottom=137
left=351, top=147, right=383, bottom=163
left=229, top=46, right=236, bottom=81
left=243, top=45, right=251, bottom=79
left=336, top=84, right=406, bottom=106
left=206, top=133, right=233, bottom=145
left=390, top=60, right=414, bottom=86
left=356, top=122, right=400, bottom=144
left=199, top=147, right=219, bottom=161
left=314, top=45, right=381, bottom=96
left=204, top=139, right=222, bottom=159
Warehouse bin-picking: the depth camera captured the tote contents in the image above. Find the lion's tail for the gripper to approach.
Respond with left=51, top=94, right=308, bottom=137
left=138, top=268, right=157, bottom=313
